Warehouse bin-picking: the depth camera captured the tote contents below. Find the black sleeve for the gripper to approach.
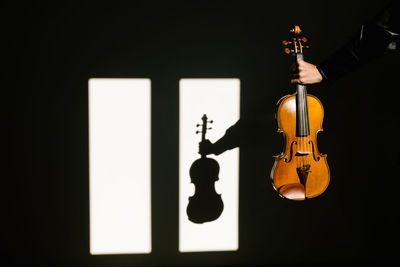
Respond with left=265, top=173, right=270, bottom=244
left=211, top=116, right=268, bottom=155
left=317, top=1, right=400, bottom=82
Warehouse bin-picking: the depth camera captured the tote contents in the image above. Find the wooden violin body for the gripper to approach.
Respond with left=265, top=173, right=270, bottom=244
left=271, top=93, right=330, bottom=200
left=271, top=25, right=330, bottom=200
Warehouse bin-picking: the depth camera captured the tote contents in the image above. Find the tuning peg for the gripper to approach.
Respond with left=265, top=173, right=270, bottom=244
left=196, top=130, right=201, bottom=134
left=207, top=127, right=212, bottom=130
left=282, top=40, right=292, bottom=46
left=208, top=120, right=213, bottom=124
left=301, top=37, right=308, bottom=42
left=284, top=48, right=294, bottom=54
left=196, top=124, right=201, bottom=127
left=303, top=45, right=310, bottom=49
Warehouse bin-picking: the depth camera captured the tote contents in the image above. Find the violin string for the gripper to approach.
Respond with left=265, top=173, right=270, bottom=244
left=304, top=91, right=310, bottom=168
left=300, top=88, right=303, bottom=168
left=304, top=90, right=308, bottom=167
left=299, top=91, right=304, bottom=168
left=309, top=105, right=312, bottom=166
left=303, top=89, right=305, bottom=168
left=305, top=90, right=307, bottom=167
left=298, top=89, right=301, bottom=168
left=302, top=87, right=305, bottom=168
left=307, top=93, right=310, bottom=167
left=299, top=89, right=304, bottom=168
left=296, top=94, right=299, bottom=169
left=305, top=89, right=309, bottom=167
left=304, top=89, right=307, bottom=168
left=296, top=91, right=299, bottom=169
left=297, top=95, right=302, bottom=171
left=298, top=90, right=301, bottom=169
left=296, top=138, right=298, bottom=168
left=308, top=96, right=311, bottom=167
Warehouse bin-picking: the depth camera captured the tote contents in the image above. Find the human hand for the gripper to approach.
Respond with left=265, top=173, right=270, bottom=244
left=290, top=60, right=323, bottom=85
left=199, top=139, right=214, bottom=155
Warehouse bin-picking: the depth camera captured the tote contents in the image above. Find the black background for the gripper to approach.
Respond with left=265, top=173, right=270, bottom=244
left=7, top=0, right=400, bottom=266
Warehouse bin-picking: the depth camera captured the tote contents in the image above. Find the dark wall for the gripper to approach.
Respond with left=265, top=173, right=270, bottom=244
left=7, top=0, right=399, bottom=266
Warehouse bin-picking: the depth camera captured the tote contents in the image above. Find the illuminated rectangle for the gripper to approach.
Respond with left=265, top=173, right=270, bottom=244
left=179, top=78, right=240, bottom=252
left=89, top=78, right=151, bottom=254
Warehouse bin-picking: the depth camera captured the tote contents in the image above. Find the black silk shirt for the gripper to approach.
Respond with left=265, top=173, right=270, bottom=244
left=317, top=1, right=399, bottom=81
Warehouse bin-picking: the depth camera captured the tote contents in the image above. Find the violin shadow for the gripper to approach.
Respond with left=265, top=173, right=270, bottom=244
left=186, top=157, right=224, bottom=224
left=186, top=115, right=269, bottom=224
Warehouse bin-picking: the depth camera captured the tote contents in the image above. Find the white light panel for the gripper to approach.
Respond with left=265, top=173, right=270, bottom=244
left=179, top=78, right=240, bottom=252
left=89, top=78, right=151, bottom=255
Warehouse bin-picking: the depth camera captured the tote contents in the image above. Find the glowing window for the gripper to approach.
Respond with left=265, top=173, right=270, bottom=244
left=179, top=79, right=240, bottom=252
left=89, top=78, right=151, bottom=254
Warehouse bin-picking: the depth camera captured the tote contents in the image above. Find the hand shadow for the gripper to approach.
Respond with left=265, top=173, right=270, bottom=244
left=186, top=116, right=269, bottom=223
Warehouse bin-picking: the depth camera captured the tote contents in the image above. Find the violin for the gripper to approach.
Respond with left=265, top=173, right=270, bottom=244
left=186, top=114, right=224, bottom=223
left=270, top=25, right=330, bottom=201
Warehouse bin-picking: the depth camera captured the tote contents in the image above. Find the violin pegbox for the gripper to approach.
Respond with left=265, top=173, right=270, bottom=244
left=282, top=25, right=310, bottom=56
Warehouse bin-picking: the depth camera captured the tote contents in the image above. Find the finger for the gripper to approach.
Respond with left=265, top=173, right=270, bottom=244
left=297, top=61, right=308, bottom=71
left=293, top=76, right=305, bottom=84
left=298, top=60, right=313, bottom=71
left=291, top=79, right=301, bottom=84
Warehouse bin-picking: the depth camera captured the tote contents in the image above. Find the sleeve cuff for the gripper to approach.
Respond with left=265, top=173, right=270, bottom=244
left=316, top=65, right=328, bottom=81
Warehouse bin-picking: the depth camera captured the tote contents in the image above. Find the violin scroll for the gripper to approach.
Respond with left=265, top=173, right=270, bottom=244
left=283, top=25, right=310, bottom=55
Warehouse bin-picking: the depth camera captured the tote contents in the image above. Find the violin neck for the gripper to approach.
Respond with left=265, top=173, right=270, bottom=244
left=295, top=53, right=310, bottom=137
left=201, top=123, right=207, bottom=142
left=296, top=53, right=304, bottom=61
left=201, top=116, right=207, bottom=158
